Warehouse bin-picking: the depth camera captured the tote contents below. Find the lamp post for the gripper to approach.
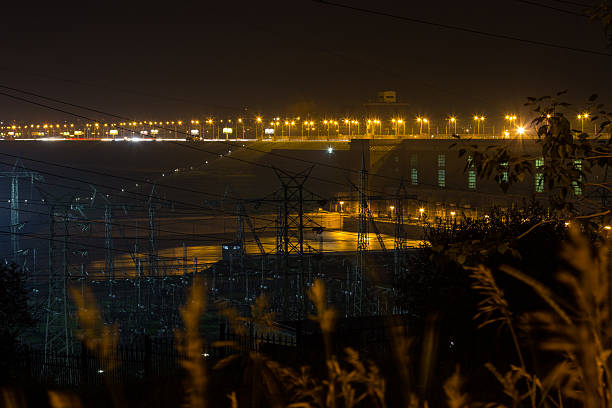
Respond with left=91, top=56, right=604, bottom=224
left=256, top=116, right=262, bottom=139
left=237, top=118, right=244, bottom=139
left=448, top=116, right=457, bottom=135
left=339, top=201, right=344, bottom=212
left=577, top=113, right=589, bottom=132
left=473, top=115, right=485, bottom=135
left=504, top=115, right=517, bottom=137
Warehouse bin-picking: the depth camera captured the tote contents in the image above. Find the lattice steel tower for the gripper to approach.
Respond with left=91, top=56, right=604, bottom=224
left=355, top=152, right=369, bottom=316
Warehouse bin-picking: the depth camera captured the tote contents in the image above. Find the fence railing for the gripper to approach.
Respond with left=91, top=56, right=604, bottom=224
left=13, top=328, right=296, bottom=386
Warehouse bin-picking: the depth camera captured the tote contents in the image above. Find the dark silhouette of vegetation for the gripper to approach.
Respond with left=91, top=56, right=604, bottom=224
left=0, top=262, right=32, bottom=382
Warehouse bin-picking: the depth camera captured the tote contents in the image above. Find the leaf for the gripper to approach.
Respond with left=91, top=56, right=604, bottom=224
left=497, top=242, right=509, bottom=254
left=457, top=254, right=466, bottom=265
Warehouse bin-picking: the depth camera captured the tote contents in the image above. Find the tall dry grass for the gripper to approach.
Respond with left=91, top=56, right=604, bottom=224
left=6, top=226, right=612, bottom=407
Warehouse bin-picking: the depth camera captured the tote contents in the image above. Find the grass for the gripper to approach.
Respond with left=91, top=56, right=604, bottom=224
left=3, top=226, right=612, bottom=407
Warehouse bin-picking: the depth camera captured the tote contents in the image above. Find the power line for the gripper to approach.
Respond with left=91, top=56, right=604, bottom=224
left=0, top=229, right=215, bottom=264
left=511, top=0, right=589, bottom=16
left=548, top=0, right=592, bottom=7
left=310, top=0, right=612, bottom=57
left=0, top=204, right=260, bottom=245
left=0, top=67, right=247, bottom=113
left=0, top=157, right=281, bottom=226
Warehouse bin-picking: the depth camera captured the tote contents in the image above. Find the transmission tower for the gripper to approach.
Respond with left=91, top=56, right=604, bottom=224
left=355, top=152, right=369, bottom=316
left=274, top=166, right=313, bottom=320
left=394, top=181, right=407, bottom=281
left=105, top=204, right=114, bottom=295
left=42, top=195, right=89, bottom=358
left=0, top=159, right=41, bottom=264
left=148, top=185, right=158, bottom=277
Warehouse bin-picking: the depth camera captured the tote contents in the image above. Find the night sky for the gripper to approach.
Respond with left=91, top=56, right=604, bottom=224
left=1, top=0, right=610, bottom=122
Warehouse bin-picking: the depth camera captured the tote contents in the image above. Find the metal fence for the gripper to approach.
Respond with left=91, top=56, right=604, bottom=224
left=13, top=329, right=297, bottom=387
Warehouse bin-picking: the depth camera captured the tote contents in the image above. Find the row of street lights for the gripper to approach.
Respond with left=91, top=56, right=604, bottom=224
left=3, top=111, right=598, bottom=140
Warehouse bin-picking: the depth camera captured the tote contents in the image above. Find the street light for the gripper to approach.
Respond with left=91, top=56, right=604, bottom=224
left=473, top=115, right=485, bottom=135
left=516, top=126, right=526, bottom=136
left=323, top=120, right=330, bottom=138
left=577, top=113, right=589, bottom=132
left=344, top=119, right=351, bottom=136
left=417, top=117, right=423, bottom=134
left=448, top=116, right=457, bottom=135
left=339, top=201, right=344, bottom=212
left=256, top=116, right=262, bottom=139
left=504, top=115, right=517, bottom=136
left=238, top=118, right=244, bottom=138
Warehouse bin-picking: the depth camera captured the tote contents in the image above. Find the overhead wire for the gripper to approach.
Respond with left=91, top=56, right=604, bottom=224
left=510, top=0, right=589, bottom=16
left=310, top=0, right=611, bottom=57
left=0, top=204, right=264, bottom=245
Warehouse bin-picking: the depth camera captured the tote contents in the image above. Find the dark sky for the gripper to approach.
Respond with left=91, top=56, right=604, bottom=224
left=1, top=0, right=610, bottom=123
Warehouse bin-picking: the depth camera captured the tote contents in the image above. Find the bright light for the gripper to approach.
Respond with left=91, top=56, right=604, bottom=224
left=389, top=206, right=395, bottom=210
left=516, top=126, right=526, bottom=135
left=339, top=201, right=344, bottom=205
left=604, top=225, right=611, bottom=230
left=450, top=211, right=456, bottom=216
left=327, top=146, right=333, bottom=154
left=419, top=208, right=424, bottom=214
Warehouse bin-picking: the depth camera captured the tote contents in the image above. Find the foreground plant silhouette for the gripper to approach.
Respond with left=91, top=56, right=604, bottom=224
left=5, top=224, right=612, bottom=407
left=468, top=226, right=612, bottom=408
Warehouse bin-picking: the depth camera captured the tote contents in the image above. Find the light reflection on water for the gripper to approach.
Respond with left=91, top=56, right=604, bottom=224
left=88, top=230, right=423, bottom=278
